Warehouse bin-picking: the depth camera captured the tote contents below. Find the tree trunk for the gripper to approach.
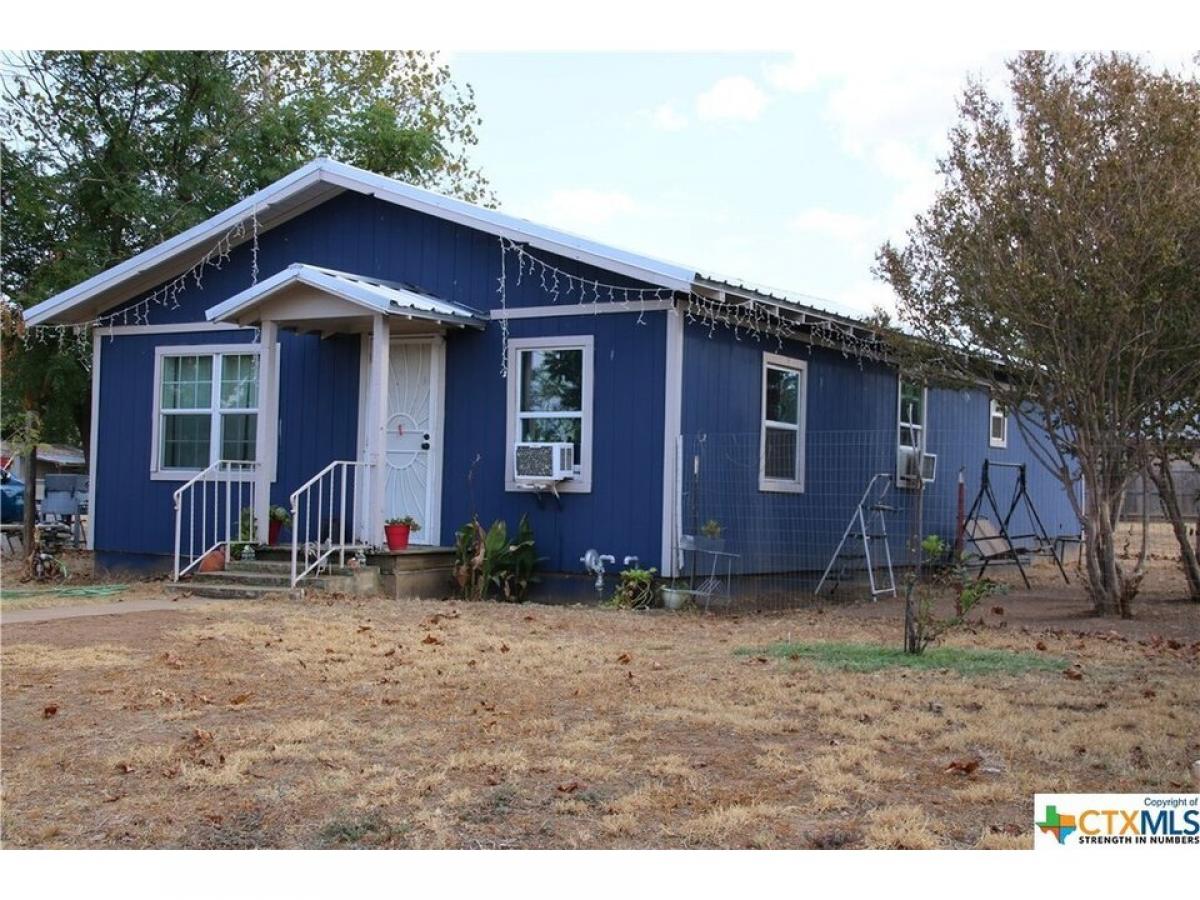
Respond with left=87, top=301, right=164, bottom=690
left=1146, top=459, right=1200, bottom=601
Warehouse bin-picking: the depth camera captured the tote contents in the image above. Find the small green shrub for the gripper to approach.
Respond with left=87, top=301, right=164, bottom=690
left=453, top=515, right=538, bottom=602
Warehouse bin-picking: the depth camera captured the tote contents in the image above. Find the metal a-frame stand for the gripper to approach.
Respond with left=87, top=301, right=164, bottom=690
left=959, top=460, right=1070, bottom=588
left=815, top=473, right=897, bottom=599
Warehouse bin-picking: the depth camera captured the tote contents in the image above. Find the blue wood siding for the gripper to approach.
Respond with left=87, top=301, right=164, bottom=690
left=94, top=191, right=667, bottom=570
left=441, top=311, right=667, bottom=573
left=678, top=324, right=1080, bottom=574
left=93, top=329, right=359, bottom=564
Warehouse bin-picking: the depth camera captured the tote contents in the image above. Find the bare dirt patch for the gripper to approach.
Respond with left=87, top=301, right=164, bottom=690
left=2, top=577, right=1197, bottom=849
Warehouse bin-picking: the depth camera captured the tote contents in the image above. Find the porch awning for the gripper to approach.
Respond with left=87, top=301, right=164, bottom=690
left=205, top=263, right=486, bottom=332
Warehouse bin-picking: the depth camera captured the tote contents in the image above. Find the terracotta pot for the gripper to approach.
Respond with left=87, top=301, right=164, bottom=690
left=269, top=519, right=283, bottom=545
left=198, top=547, right=226, bottom=573
left=384, top=523, right=411, bottom=552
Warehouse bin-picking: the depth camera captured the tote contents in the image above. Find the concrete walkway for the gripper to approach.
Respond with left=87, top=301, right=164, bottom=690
left=0, top=596, right=208, bottom=626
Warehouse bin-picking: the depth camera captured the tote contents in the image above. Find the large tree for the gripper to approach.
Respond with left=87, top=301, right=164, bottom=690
left=1, top=50, right=492, bottom=458
left=876, top=52, right=1200, bottom=617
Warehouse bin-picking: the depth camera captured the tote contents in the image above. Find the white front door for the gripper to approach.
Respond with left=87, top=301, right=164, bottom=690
left=382, top=338, right=444, bottom=544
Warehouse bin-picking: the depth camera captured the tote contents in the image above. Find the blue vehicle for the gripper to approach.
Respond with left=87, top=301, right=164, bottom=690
left=1, top=469, right=25, bottom=525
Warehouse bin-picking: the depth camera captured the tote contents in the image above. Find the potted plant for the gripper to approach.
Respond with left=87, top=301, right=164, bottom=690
left=268, top=505, right=292, bottom=545
left=660, top=579, right=694, bottom=611
left=697, top=518, right=725, bottom=552
left=384, top=516, right=421, bottom=551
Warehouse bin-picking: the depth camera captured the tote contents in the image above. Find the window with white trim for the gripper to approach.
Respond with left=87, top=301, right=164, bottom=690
left=759, top=353, right=807, bottom=493
left=153, top=348, right=259, bottom=474
left=989, top=398, right=1008, bottom=448
left=505, top=335, right=593, bottom=492
left=897, top=378, right=928, bottom=487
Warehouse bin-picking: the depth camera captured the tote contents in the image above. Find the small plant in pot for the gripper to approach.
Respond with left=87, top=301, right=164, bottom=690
left=268, top=505, right=292, bottom=545
left=695, top=518, right=725, bottom=552
left=660, top=579, right=695, bottom=611
left=384, top=516, right=421, bottom=551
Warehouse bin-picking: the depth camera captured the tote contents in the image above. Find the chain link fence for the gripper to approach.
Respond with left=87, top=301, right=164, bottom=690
left=668, top=429, right=1083, bottom=612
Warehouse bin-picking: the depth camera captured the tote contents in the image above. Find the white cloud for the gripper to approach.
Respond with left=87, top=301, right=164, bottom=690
left=533, top=188, right=642, bottom=230
left=696, top=75, right=768, bottom=123
left=763, top=55, right=821, bottom=94
left=788, top=207, right=875, bottom=242
left=838, top=277, right=900, bottom=319
left=648, top=102, right=688, bottom=132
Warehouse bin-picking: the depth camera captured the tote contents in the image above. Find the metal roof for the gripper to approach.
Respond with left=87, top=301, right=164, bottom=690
left=22, top=157, right=885, bottom=336
left=23, top=158, right=695, bottom=327
left=206, top=264, right=485, bottom=329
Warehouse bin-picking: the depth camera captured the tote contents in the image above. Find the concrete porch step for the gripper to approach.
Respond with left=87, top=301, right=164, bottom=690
left=179, top=582, right=296, bottom=600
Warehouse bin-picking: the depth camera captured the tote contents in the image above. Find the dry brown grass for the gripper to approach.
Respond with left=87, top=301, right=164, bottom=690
left=1, top=584, right=1197, bottom=849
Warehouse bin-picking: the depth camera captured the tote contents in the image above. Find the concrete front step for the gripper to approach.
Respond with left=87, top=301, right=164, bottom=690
left=181, top=561, right=383, bottom=598
left=181, top=582, right=296, bottom=600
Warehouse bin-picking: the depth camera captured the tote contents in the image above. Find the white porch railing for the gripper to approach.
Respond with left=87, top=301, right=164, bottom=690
left=290, top=460, right=369, bottom=587
left=172, top=460, right=260, bottom=580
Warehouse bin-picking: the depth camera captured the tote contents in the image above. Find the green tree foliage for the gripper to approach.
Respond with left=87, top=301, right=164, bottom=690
left=876, top=53, right=1200, bottom=617
left=1, top=50, right=492, bottom=450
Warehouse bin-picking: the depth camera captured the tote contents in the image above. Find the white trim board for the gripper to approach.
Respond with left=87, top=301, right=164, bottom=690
left=758, top=351, right=808, bottom=495
left=660, top=307, right=684, bottom=575
left=504, top=334, right=594, bottom=494
left=489, top=300, right=675, bottom=320
left=86, top=331, right=101, bottom=551
left=96, top=322, right=250, bottom=336
left=148, top=342, right=279, bottom=483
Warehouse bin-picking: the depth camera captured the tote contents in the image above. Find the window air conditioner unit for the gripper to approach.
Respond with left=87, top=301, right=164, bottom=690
left=898, top=446, right=937, bottom=486
left=514, top=442, right=575, bottom=482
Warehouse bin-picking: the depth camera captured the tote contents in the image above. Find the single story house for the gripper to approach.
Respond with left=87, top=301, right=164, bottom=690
left=23, top=159, right=1080, bottom=589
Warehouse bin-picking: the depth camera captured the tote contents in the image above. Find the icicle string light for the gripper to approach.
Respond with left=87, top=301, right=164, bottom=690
left=22, top=205, right=262, bottom=356
left=495, top=237, right=885, bottom=375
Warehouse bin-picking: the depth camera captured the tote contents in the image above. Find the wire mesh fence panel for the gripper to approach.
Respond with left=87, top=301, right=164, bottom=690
left=670, top=429, right=1082, bottom=612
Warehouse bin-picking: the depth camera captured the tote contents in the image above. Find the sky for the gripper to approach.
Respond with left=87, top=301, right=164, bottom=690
left=452, top=51, right=1196, bottom=320
left=450, top=51, right=1016, bottom=319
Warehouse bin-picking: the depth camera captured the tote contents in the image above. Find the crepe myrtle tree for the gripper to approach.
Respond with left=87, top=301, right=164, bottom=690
left=875, top=52, right=1200, bottom=617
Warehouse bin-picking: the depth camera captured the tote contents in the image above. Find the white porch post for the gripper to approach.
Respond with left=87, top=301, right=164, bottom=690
left=254, top=319, right=278, bottom=543
left=367, top=314, right=390, bottom=548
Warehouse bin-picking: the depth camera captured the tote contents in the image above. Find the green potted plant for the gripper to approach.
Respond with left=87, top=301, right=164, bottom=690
left=697, top=518, right=725, bottom=552
left=660, top=578, right=694, bottom=611
left=268, top=505, right=292, bottom=545
left=384, top=516, right=421, bottom=551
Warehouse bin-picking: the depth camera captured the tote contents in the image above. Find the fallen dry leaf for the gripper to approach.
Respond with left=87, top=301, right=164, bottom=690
left=229, top=692, right=252, bottom=705
left=421, top=634, right=443, bottom=646
left=42, top=705, right=58, bottom=719
left=616, top=653, right=631, bottom=664
left=1035, top=641, right=1048, bottom=651
left=557, top=781, right=584, bottom=793
left=1063, top=668, right=1084, bottom=681
left=945, top=757, right=981, bottom=776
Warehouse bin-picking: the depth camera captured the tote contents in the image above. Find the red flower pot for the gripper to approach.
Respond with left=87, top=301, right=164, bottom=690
left=384, top=523, right=411, bottom=552
left=198, top=547, right=226, bottom=573
left=269, top=519, right=283, bottom=546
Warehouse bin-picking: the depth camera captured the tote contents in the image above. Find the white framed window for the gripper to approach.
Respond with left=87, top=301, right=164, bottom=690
left=897, top=377, right=929, bottom=487
left=759, top=352, right=807, bottom=493
left=505, top=335, right=593, bottom=493
left=989, top=398, right=1008, bottom=448
left=151, top=344, right=261, bottom=480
